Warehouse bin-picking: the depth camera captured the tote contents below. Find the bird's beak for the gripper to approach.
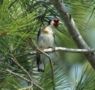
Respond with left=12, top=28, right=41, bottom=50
left=59, top=21, right=62, bottom=24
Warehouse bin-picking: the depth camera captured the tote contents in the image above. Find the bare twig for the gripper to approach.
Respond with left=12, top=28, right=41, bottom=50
left=6, top=69, right=30, bottom=82
left=6, top=69, right=43, bottom=90
left=10, top=54, right=32, bottom=81
left=32, top=40, right=55, bottom=90
left=30, top=47, right=95, bottom=55
left=8, top=0, right=18, bottom=9
left=18, top=86, right=33, bottom=90
left=36, top=48, right=55, bottom=90
left=10, top=54, right=43, bottom=90
left=49, top=0, right=95, bottom=69
left=48, top=57, right=55, bottom=90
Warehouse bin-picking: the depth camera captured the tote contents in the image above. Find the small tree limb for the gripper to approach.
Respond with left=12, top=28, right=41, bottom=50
left=6, top=69, right=43, bottom=90
left=32, top=40, right=55, bottom=90
left=30, top=47, right=95, bottom=55
left=10, top=54, right=32, bottom=81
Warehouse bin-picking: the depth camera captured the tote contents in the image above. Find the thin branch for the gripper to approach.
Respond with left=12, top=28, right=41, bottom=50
left=10, top=54, right=32, bottom=81
left=8, top=0, right=18, bottom=9
left=49, top=56, right=55, bottom=90
left=18, top=86, right=33, bottom=90
left=30, top=47, right=95, bottom=55
left=6, top=69, right=43, bottom=90
left=49, top=0, right=95, bottom=69
left=10, top=54, right=43, bottom=90
left=36, top=48, right=55, bottom=90
left=6, top=69, right=30, bottom=82
left=32, top=40, right=55, bottom=90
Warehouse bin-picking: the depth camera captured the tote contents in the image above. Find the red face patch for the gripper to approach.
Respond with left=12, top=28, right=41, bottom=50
left=53, top=19, right=59, bottom=27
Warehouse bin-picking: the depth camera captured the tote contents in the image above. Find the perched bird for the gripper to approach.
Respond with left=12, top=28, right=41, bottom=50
left=36, top=18, right=61, bottom=72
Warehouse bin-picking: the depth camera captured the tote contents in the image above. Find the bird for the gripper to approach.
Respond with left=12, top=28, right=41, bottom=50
left=36, top=18, right=62, bottom=72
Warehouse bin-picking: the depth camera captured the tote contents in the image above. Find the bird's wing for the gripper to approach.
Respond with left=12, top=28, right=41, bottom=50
left=37, top=28, right=41, bottom=42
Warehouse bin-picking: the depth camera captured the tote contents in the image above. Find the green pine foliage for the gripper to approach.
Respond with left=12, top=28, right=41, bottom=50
left=0, top=0, right=95, bottom=90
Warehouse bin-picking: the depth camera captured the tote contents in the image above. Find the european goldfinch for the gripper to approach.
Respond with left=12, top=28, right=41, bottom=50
left=36, top=18, right=61, bottom=72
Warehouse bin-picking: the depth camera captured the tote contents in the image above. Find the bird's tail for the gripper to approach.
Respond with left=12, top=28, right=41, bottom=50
left=36, top=53, right=44, bottom=72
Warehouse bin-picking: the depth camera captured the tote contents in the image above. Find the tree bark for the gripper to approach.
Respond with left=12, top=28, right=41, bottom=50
left=49, top=0, right=95, bottom=69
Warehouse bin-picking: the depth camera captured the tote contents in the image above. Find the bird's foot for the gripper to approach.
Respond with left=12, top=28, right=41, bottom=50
left=52, top=47, right=56, bottom=52
left=49, top=47, right=55, bottom=52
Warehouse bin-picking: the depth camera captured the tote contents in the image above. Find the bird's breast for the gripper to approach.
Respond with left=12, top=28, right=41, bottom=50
left=38, top=32, right=54, bottom=49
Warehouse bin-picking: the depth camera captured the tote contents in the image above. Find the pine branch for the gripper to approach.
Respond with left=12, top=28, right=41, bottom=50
left=32, top=40, right=56, bottom=90
left=10, top=54, right=32, bottom=81
left=6, top=69, right=43, bottom=90
left=10, top=54, right=43, bottom=90
left=6, top=69, right=30, bottom=82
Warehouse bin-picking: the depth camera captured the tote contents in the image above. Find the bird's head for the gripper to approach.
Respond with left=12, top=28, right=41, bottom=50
left=48, top=18, right=62, bottom=27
